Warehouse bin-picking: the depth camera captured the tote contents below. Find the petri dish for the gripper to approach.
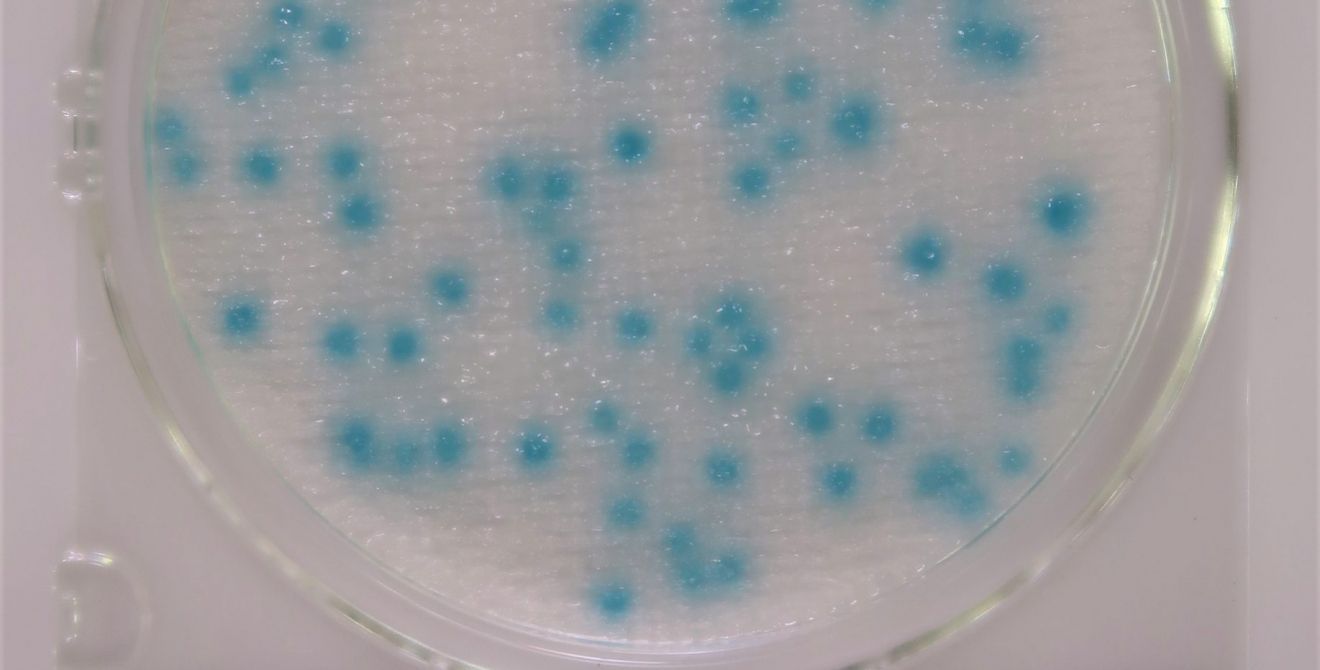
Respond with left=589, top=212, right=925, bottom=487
left=79, top=0, right=1236, bottom=667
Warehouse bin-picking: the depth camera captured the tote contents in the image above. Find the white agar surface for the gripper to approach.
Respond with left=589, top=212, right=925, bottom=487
left=151, top=0, right=1169, bottom=646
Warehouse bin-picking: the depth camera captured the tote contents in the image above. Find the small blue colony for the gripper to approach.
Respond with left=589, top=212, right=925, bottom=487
left=1002, top=335, right=1046, bottom=400
left=326, top=142, right=365, bottom=182
left=795, top=396, right=836, bottom=438
left=543, top=298, right=581, bottom=332
left=588, top=400, right=622, bottom=435
left=616, top=306, right=655, bottom=346
left=771, top=129, right=805, bottom=161
left=581, top=0, right=643, bottom=62
left=386, top=325, right=423, bottom=365
left=432, top=422, right=469, bottom=469
left=732, top=161, right=773, bottom=200
left=609, top=123, right=653, bottom=166
left=318, top=20, right=354, bottom=57
left=998, top=443, right=1032, bottom=477
left=900, top=227, right=948, bottom=278
left=517, top=427, right=557, bottom=470
left=257, top=43, right=291, bottom=74
left=1037, top=181, right=1093, bottom=237
left=722, top=85, right=764, bottom=126
left=830, top=95, right=883, bottom=151
left=983, top=261, right=1028, bottom=303
left=860, top=403, right=900, bottom=446
left=820, top=462, right=859, bottom=501
left=167, top=150, right=205, bottom=187
left=338, top=193, right=381, bottom=232
left=240, top=144, right=284, bottom=188
left=219, top=296, right=265, bottom=342
left=152, top=108, right=188, bottom=147
left=725, top=0, right=786, bottom=28
left=224, top=66, right=256, bottom=99
left=783, top=67, right=816, bottom=102
left=952, top=15, right=1031, bottom=71
left=322, top=319, right=361, bottom=362
left=1043, top=302, right=1073, bottom=334
left=335, top=416, right=377, bottom=471
left=591, top=581, right=634, bottom=620
left=429, top=267, right=471, bottom=310
left=704, top=448, right=743, bottom=489
left=913, top=451, right=988, bottom=518
left=389, top=434, right=425, bottom=475
left=621, top=431, right=657, bottom=470
left=606, top=496, right=647, bottom=530
left=548, top=237, right=586, bottom=274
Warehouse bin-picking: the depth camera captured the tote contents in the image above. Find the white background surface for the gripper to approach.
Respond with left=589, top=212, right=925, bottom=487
left=1, top=1, right=1317, bottom=669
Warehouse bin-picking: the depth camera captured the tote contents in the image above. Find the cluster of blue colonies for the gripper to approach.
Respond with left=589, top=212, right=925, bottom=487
left=152, top=107, right=207, bottom=187
left=225, top=1, right=355, bottom=99
left=320, top=318, right=428, bottom=367
left=790, top=394, right=902, bottom=502
left=718, top=66, right=884, bottom=202
left=949, top=0, right=1034, bottom=72
left=685, top=292, right=774, bottom=397
left=587, top=400, right=660, bottom=473
left=661, top=523, right=749, bottom=599
left=485, top=152, right=595, bottom=333
left=333, top=415, right=470, bottom=476
left=322, top=139, right=384, bottom=234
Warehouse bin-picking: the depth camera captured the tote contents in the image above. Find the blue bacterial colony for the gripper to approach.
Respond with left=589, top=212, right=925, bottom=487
left=148, top=0, right=1163, bottom=642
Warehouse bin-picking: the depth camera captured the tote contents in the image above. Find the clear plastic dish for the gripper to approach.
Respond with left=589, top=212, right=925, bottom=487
left=74, top=1, right=1236, bottom=667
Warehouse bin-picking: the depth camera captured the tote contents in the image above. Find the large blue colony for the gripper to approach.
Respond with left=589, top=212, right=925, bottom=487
left=153, top=0, right=1109, bottom=628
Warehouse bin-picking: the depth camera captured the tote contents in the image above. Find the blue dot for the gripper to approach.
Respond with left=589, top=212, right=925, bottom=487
left=953, top=18, right=1029, bottom=70
left=622, top=432, right=656, bottom=470
left=257, top=43, right=291, bottom=74
left=732, top=162, right=772, bottom=200
left=998, top=444, right=1031, bottom=477
left=725, top=0, right=785, bottom=28
left=319, top=21, right=353, bottom=56
left=489, top=157, right=526, bottom=202
left=772, top=129, right=805, bottom=161
left=687, top=323, right=714, bottom=357
left=723, top=85, right=763, bottom=126
left=581, top=0, right=643, bottom=62
left=708, top=552, right=747, bottom=586
left=240, top=145, right=283, bottom=188
left=322, top=320, right=361, bottom=361
left=736, top=329, right=771, bottom=361
left=821, top=462, right=858, bottom=500
left=271, top=2, right=306, bottom=29
left=339, top=194, right=381, bottom=232
left=387, top=326, right=422, bottom=365
left=224, top=66, right=256, bottom=99
left=335, top=417, right=377, bottom=471
left=913, top=451, right=988, bottom=518
left=326, top=142, right=363, bottom=182
left=607, top=496, right=646, bottom=530
left=705, top=448, right=743, bottom=488
left=429, top=269, right=471, bottom=310
left=830, top=96, right=882, bottom=150
left=549, top=238, right=586, bottom=273
left=1038, top=183, right=1093, bottom=237
left=432, top=423, right=468, bottom=469
left=152, top=108, right=188, bottom=147
left=796, top=397, right=835, bottom=437
left=616, top=308, right=654, bottom=345
left=709, top=358, right=747, bottom=395
left=783, top=68, right=815, bottom=102
left=861, top=404, right=899, bottom=445
left=541, top=165, right=577, bottom=204
left=391, top=436, right=424, bottom=475
left=610, top=123, right=652, bottom=165
left=1043, top=303, right=1073, bottom=334
left=1003, top=336, right=1045, bottom=400
left=592, top=581, right=634, bottom=620
left=901, top=227, right=947, bottom=277
left=672, top=558, right=708, bottom=594
left=984, top=262, right=1028, bottom=303
left=167, top=150, right=204, bottom=186
left=220, top=298, right=265, bottom=341
left=543, top=298, right=580, bottom=332
left=589, top=401, right=621, bottom=434
left=517, top=428, right=556, bottom=469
